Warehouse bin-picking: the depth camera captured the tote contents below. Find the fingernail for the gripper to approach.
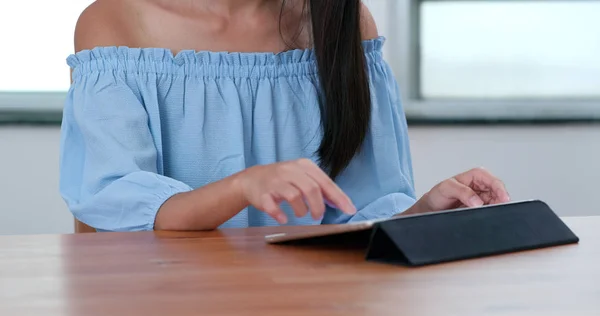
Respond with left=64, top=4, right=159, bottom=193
left=469, top=196, right=484, bottom=207
left=350, top=205, right=357, bottom=214
left=277, top=214, right=288, bottom=224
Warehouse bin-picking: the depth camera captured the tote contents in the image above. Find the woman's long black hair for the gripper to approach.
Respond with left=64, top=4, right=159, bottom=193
left=281, top=0, right=371, bottom=179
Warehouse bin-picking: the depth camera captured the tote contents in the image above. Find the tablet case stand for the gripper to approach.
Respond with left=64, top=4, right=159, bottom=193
left=363, top=200, right=580, bottom=266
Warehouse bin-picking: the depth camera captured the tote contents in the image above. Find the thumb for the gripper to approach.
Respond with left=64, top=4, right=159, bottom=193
left=443, top=178, right=484, bottom=208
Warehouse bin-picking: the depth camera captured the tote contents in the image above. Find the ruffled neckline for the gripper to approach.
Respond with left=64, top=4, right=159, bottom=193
left=67, top=36, right=386, bottom=68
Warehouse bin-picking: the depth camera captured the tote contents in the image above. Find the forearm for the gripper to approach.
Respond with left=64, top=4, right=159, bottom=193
left=154, top=172, right=249, bottom=231
left=396, top=195, right=428, bottom=216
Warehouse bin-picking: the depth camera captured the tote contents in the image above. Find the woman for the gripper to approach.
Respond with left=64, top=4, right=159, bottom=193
left=60, top=0, right=510, bottom=232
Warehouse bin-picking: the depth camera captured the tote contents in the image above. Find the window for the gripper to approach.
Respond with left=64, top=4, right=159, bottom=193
left=0, top=1, right=93, bottom=122
left=421, top=1, right=600, bottom=99
left=386, top=0, right=600, bottom=121
left=2, top=0, right=599, bottom=123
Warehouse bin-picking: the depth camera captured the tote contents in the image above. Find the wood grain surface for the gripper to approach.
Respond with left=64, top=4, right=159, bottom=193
left=0, top=217, right=598, bottom=316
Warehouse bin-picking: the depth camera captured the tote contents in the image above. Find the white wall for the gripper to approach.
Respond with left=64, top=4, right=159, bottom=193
left=0, top=127, right=73, bottom=235
left=1, top=125, right=597, bottom=235
left=410, top=125, right=600, bottom=218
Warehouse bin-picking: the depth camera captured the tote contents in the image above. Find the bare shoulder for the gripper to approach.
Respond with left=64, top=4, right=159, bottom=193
left=74, top=0, right=133, bottom=52
left=360, top=2, right=380, bottom=40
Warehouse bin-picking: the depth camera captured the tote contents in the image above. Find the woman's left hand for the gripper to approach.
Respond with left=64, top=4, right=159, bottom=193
left=404, top=167, right=510, bottom=215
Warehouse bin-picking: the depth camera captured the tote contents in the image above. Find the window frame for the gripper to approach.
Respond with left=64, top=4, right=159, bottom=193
left=0, top=92, right=65, bottom=124
left=388, top=0, right=600, bottom=122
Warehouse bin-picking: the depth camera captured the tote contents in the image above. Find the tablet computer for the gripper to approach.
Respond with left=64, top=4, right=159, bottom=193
left=265, top=199, right=580, bottom=266
left=264, top=200, right=538, bottom=244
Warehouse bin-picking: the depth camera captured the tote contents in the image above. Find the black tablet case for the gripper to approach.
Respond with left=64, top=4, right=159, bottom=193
left=364, top=200, right=580, bottom=266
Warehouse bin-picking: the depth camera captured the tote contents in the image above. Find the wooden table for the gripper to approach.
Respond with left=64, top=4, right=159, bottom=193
left=0, top=217, right=598, bottom=316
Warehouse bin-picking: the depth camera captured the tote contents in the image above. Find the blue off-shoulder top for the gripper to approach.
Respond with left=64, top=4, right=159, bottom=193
left=59, top=37, right=416, bottom=232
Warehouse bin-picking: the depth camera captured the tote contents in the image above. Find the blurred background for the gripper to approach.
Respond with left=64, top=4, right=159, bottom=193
left=0, top=0, right=598, bottom=235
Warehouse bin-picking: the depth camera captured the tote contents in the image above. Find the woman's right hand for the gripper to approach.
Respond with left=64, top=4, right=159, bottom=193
left=237, top=159, right=357, bottom=224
